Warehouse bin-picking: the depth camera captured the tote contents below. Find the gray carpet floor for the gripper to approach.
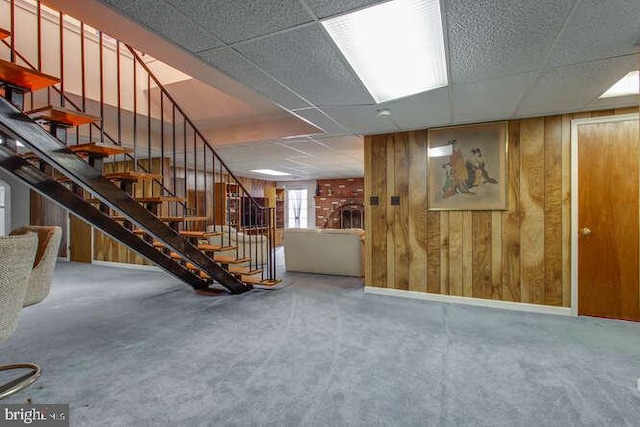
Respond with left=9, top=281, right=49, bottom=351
left=2, top=260, right=640, bottom=426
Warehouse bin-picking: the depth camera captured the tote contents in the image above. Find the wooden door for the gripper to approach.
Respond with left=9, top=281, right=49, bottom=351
left=577, top=117, right=640, bottom=321
left=69, top=214, right=92, bottom=263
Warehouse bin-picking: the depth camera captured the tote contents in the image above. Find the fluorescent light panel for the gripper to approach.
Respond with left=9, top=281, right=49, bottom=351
left=600, top=70, right=639, bottom=98
left=250, top=169, right=291, bottom=176
left=322, top=0, right=448, bottom=103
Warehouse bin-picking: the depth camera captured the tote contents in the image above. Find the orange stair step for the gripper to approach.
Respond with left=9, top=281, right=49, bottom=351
left=213, top=255, right=251, bottom=265
left=0, top=28, right=10, bottom=41
left=0, top=59, right=60, bottom=91
left=104, top=171, right=162, bottom=182
left=241, top=277, right=282, bottom=287
left=26, top=105, right=100, bottom=126
left=197, top=244, right=237, bottom=253
left=229, top=266, right=263, bottom=276
left=69, top=142, right=133, bottom=157
left=180, top=230, right=222, bottom=239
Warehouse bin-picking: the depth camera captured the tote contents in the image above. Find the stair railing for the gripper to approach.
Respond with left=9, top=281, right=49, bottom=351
left=0, top=0, right=277, bottom=282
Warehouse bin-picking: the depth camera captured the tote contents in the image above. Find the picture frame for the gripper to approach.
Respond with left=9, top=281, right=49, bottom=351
left=428, top=121, right=508, bottom=210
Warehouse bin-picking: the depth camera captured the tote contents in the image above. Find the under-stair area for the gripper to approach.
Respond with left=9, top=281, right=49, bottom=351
left=0, top=1, right=280, bottom=293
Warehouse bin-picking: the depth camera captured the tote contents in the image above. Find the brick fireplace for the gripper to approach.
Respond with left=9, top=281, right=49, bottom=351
left=314, top=177, right=364, bottom=229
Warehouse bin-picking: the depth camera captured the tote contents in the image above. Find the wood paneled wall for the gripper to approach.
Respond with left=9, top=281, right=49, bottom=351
left=364, top=108, right=637, bottom=307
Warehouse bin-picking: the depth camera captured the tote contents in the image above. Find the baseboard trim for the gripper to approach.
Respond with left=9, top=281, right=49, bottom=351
left=92, top=260, right=161, bottom=272
left=363, top=287, right=572, bottom=316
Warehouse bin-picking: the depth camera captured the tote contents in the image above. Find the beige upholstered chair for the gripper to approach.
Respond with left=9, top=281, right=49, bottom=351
left=10, top=226, right=62, bottom=307
left=0, top=232, right=39, bottom=400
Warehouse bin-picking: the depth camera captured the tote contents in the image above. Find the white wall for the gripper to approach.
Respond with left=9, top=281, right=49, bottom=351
left=277, top=180, right=317, bottom=229
left=0, top=169, right=31, bottom=232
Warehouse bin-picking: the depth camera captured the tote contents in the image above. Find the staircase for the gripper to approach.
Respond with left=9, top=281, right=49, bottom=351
left=0, top=3, right=280, bottom=293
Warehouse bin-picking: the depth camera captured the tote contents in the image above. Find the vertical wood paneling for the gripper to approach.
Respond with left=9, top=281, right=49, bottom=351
left=394, top=133, right=410, bottom=290
left=491, top=211, right=502, bottom=299
left=561, top=114, right=572, bottom=307
left=449, top=211, right=463, bottom=296
left=364, top=137, right=373, bottom=285
left=440, top=211, right=449, bottom=295
left=369, top=135, right=387, bottom=287
left=427, top=211, right=441, bottom=293
left=30, top=191, right=68, bottom=258
left=363, top=109, right=631, bottom=307
left=472, top=211, right=492, bottom=299
left=386, top=135, right=396, bottom=288
left=462, top=211, right=473, bottom=297
left=408, top=131, right=428, bottom=292
left=544, top=115, right=563, bottom=306
left=519, top=118, right=545, bottom=304
left=502, top=121, right=521, bottom=301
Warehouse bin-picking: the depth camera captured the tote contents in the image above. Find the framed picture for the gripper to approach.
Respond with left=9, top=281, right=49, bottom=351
left=428, top=121, right=508, bottom=210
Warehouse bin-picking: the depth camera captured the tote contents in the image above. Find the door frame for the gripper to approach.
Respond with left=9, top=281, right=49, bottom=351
left=570, top=113, right=639, bottom=316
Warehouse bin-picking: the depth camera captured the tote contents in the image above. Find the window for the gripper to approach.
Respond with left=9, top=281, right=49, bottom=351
left=287, top=188, right=308, bottom=228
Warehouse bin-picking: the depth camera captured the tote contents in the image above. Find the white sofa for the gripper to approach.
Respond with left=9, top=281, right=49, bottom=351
left=205, top=225, right=269, bottom=268
left=283, top=228, right=364, bottom=277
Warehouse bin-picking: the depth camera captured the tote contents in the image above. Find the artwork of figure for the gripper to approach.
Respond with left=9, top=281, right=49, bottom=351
left=440, top=142, right=497, bottom=199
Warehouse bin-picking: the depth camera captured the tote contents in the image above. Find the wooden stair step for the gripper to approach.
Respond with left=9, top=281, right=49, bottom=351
left=104, top=171, right=162, bottom=182
left=180, top=230, right=222, bottom=239
left=0, top=59, right=60, bottom=91
left=0, top=28, right=10, bottom=41
left=213, top=255, right=251, bottom=265
left=241, top=276, right=282, bottom=287
left=197, top=244, right=237, bottom=253
left=69, top=142, right=133, bottom=157
left=229, top=266, right=263, bottom=276
left=88, top=196, right=185, bottom=204
left=110, top=215, right=207, bottom=224
left=26, top=105, right=100, bottom=126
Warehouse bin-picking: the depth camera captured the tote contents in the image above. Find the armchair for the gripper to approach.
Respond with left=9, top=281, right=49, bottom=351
left=10, top=226, right=62, bottom=307
left=0, top=232, right=39, bottom=399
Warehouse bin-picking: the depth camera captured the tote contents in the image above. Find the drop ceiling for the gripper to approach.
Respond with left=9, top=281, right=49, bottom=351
left=46, top=0, right=640, bottom=181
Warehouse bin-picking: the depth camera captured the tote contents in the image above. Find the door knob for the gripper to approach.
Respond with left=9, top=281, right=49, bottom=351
left=581, top=227, right=592, bottom=236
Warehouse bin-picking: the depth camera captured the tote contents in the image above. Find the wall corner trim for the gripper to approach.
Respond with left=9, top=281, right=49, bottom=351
left=363, top=287, right=572, bottom=316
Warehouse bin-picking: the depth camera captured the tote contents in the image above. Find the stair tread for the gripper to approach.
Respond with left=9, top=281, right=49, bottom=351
left=229, top=266, right=263, bottom=276
left=213, top=255, right=251, bottom=264
left=241, top=277, right=282, bottom=287
left=26, top=105, right=100, bottom=126
left=104, top=171, right=162, bottom=182
left=0, top=58, right=60, bottom=91
left=197, top=244, right=237, bottom=252
left=0, top=28, right=10, bottom=40
left=110, top=215, right=207, bottom=223
left=180, top=230, right=222, bottom=238
left=69, top=142, right=133, bottom=157
left=135, top=196, right=186, bottom=203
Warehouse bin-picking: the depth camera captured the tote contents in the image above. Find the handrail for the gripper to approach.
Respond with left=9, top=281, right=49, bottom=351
left=0, top=39, right=185, bottom=204
left=125, top=46, right=268, bottom=211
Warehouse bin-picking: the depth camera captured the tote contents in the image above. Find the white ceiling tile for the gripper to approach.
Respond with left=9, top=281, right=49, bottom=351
left=315, top=105, right=403, bottom=135
left=123, top=0, right=223, bottom=52
left=292, top=108, right=353, bottom=134
left=235, top=24, right=375, bottom=106
left=199, top=48, right=312, bottom=110
left=446, top=0, right=574, bottom=83
left=548, top=0, right=640, bottom=67
left=452, top=72, right=537, bottom=122
left=305, top=0, right=384, bottom=18
left=164, top=0, right=313, bottom=44
left=516, top=55, right=640, bottom=117
left=384, top=87, right=451, bottom=130
left=587, top=95, right=639, bottom=112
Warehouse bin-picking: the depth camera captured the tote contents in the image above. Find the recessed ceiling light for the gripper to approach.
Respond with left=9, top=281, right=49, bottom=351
left=599, top=70, right=639, bottom=98
left=322, top=0, right=448, bottom=103
left=249, top=169, right=291, bottom=176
